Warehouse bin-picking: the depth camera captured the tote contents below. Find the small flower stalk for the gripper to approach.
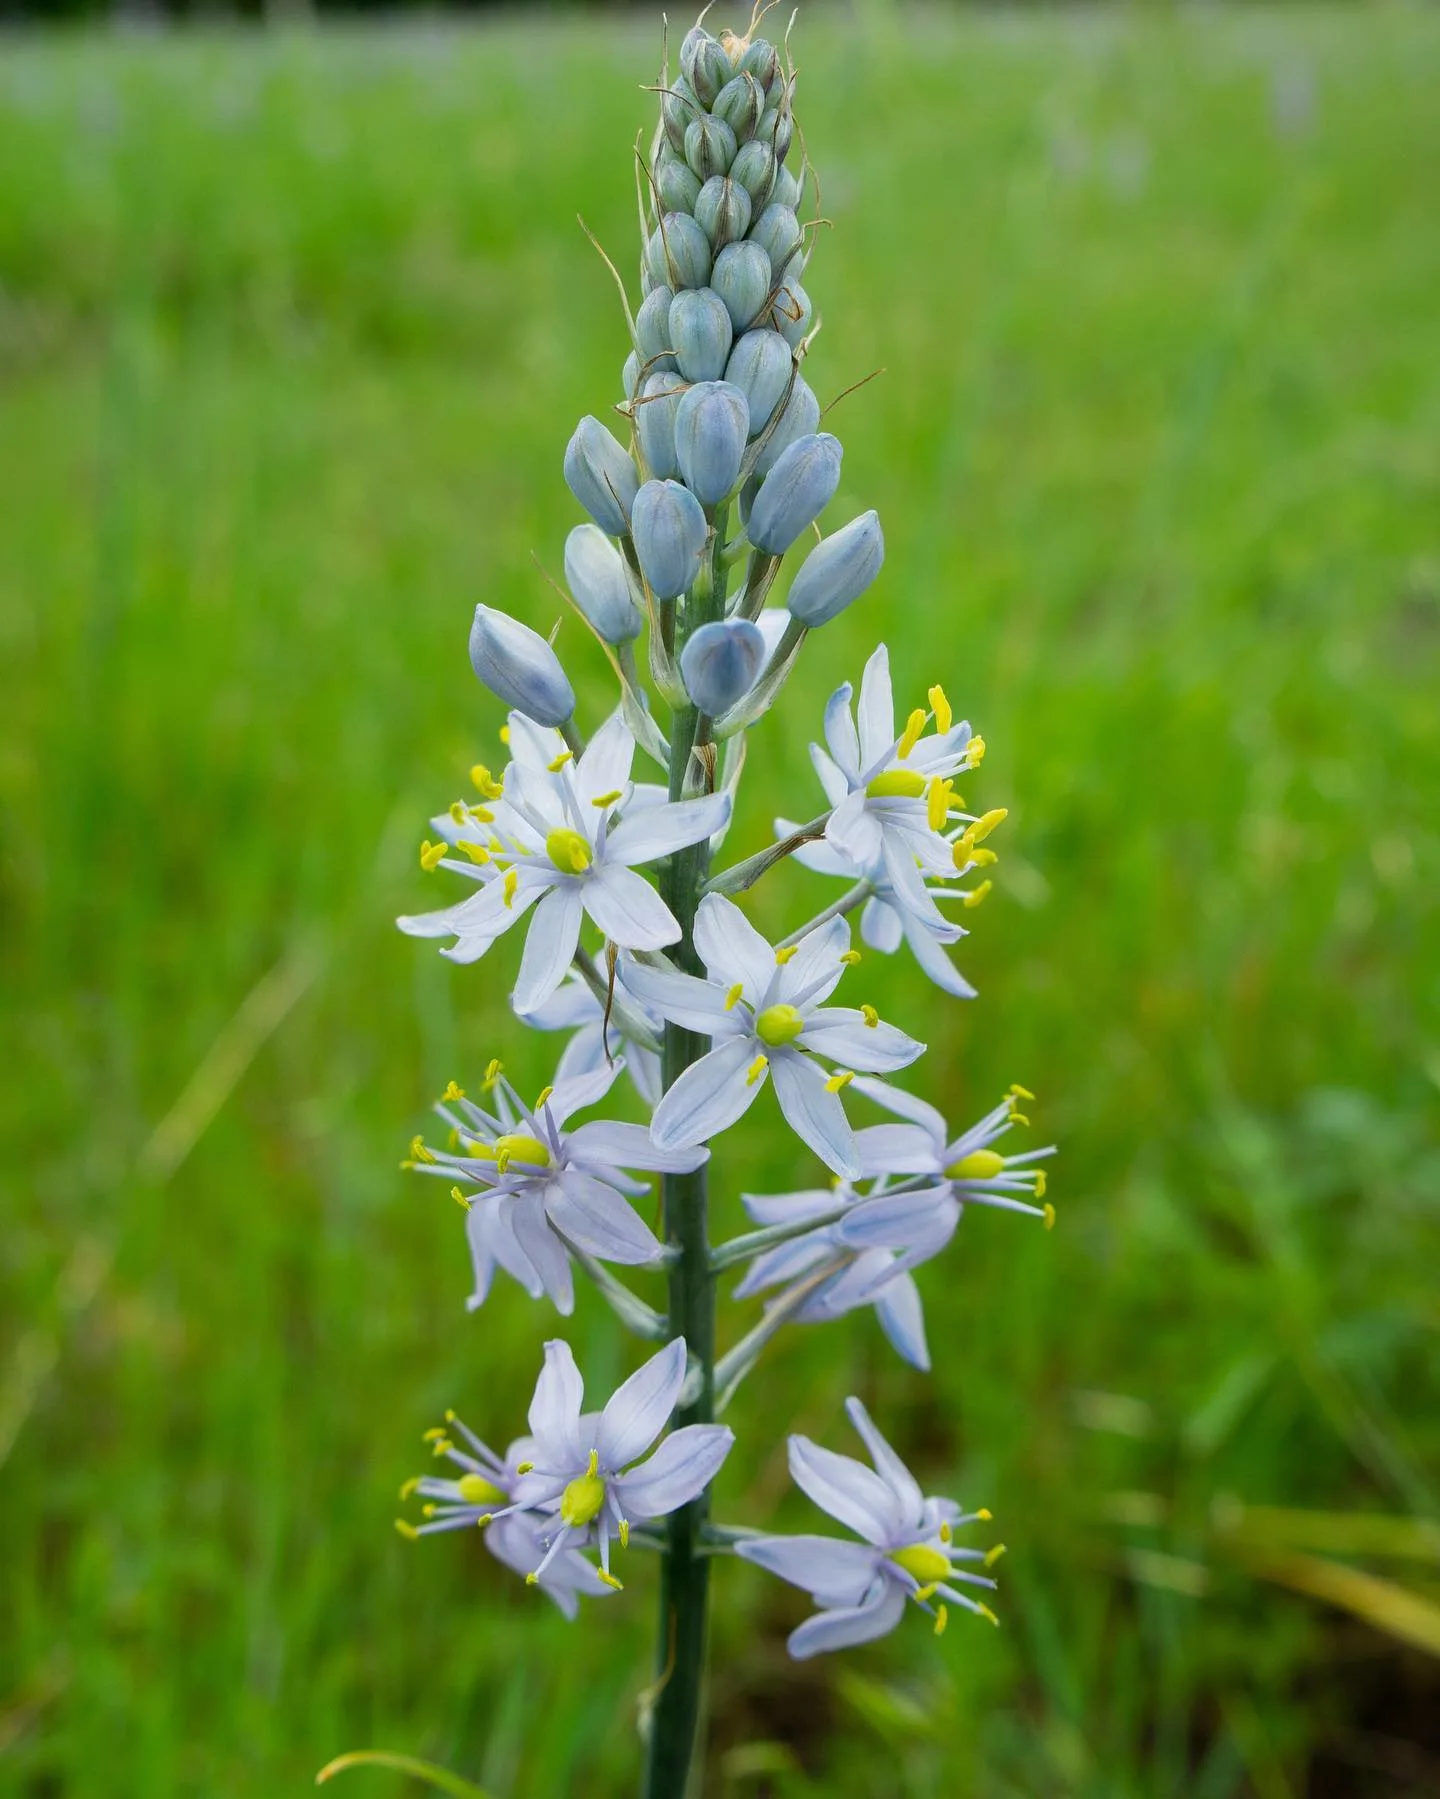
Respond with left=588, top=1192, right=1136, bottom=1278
left=381, top=15, right=1054, bottom=1797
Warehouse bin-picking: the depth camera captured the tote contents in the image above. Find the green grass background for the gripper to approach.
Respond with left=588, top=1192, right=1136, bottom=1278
left=2, top=8, right=1438, bottom=1795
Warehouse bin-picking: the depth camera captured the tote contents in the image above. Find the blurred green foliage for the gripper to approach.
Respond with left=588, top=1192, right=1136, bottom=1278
left=2, top=10, right=1438, bottom=1796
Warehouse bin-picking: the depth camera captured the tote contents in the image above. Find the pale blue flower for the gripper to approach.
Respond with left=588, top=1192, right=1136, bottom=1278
left=736, top=1398, right=999, bottom=1657
left=468, top=606, right=576, bottom=727
left=680, top=619, right=766, bottom=715
left=517, top=967, right=663, bottom=1107
left=397, top=713, right=731, bottom=1011
left=786, top=510, right=885, bottom=626
left=411, top=1058, right=704, bottom=1314
left=623, top=894, right=923, bottom=1178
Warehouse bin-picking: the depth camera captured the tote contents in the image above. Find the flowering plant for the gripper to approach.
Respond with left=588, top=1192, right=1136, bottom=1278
left=380, top=14, right=1054, bottom=1795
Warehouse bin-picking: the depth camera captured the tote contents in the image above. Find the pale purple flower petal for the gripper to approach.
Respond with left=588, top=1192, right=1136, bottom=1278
left=548, top=1168, right=664, bottom=1265
left=618, top=959, right=741, bottom=1035
left=787, top=1435, right=905, bottom=1545
left=692, top=892, right=775, bottom=996
left=769, top=1052, right=860, bottom=1178
left=606, top=792, right=731, bottom=866
left=799, top=1012, right=924, bottom=1073
left=513, top=882, right=585, bottom=1013
left=843, top=1398, right=926, bottom=1531
left=874, top=1271, right=930, bottom=1370
left=787, top=1578, right=907, bottom=1660
left=582, top=863, right=680, bottom=950
left=735, top=1534, right=880, bottom=1607
left=573, top=711, right=636, bottom=807
left=568, top=1118, right=708, bottom=1174
left=822, top=681, right=861, bottom=781
left=595, top=1337, right=687, bottom=1469
left=528, top=1340, right=585, bottom=1466
left=612, top=1423, right=734, bottom=1521
left=511, top=1199, right=576, bottom=1315
left=855, top=645, right=895, bottom=768
left=650, top=1034, right=766, bottom=1150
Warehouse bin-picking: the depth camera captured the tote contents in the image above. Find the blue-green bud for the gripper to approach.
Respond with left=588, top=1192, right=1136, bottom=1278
left=747, top=432, right=843, bottom=554
left=773, top=276, right=812, bottom=348
left=684, top=114, right=737, bottom=183
left=662, top=76, right=701, bottom=157
left=564, top=415, right=639, bottom=536
left=469, top=606, right=575, bottom=726
left=646, top=212, right=712, bottom=291
left=635, top=283, right=677, bottom=371
left=786, top=511, right=885, bottom=627
left=674, top=380, right=749, bottom=505
left=670, top=287, right=734, bottom=384
left=623, top=351, right=641, bottom=400
left=728, top=139, right=777, bottom=207
left=694, top=175, right=752, bottom=252
left=713, top=72, right=766, bottom=141
left=771, top=164, right=803, bottom=211
left=656, top=151, right=703, bottom=217
left=755, top=106, right=794, bottom=164
left=681, top=619, right=767, bottom=715
left=681, top=27, right=732, bottom=108
left=725, top=328, right=793, bottom=436
left=564, top=524, right=643, bottom=643
left=750, top=202, right=802, bottom=278
left=711, top=240, right=772, bottom=334
left=636, top=371, right=684, bottom=481
left=739, top=38, right=779, bottom=89
left=754, top=375, right=820, bottom=476
left=631, top=479, right=709, bottom=602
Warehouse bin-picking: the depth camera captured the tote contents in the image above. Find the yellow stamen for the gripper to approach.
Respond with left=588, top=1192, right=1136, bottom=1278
left=544, top=827, right=592, bottom=875
left=927, top=778, right=953, bottom=832
left=839, top=949, right=862, bottom=965
left=514, top=1461, right=535, bottom=1476
left=976, top=1509, right=993, bottom=1522
left=448, top=801, right=469, bottom=826
left=1009, top=1083, right=1035, bottom=1101
left=470, top=763, right=504, bottom=800
left=724, top=982, right=745, bottom=1011
left=483, top=1058, right=503, bottom=1088
left=410, top=1135, right=435, bottom=1164
left=745, top=1054, right=769, bottom=1086
left=860, top=1004, right=879, bottom=1028
left=467, top=805, right=494, bottom=824
left=451, top=1186, right=471, bottom=1210
left=948, top=1149, right=1006, bottom=1181
left=965, top=734, right=986, bottom=768
left=934, top=1603, right=950, bottom=1637
left=420, top=840, right=448, bottom=872
left=591, top=788, right=623, bottom=807
left=1044, top=1203, right=1056, bottom=1231
left=966, top=807, right=1008, bottom=846
left=503, top=868, right=519, bottom=908
left=618, top=1519, right=630, bottom=1548
left=525, top=1572, right=539, bottom=1586
left=984, top=1543, right=1008, bottom=1568
left=897, top=707, right=927, bottom=759
left=422, top=1426, right=447, bottom=1442
left=891, top=1543, right=952, bottom=1585
left=755, top=1003, right=805, bottom=1047
left=547, top=750, right=574, bottom=772
left=394, top=1519, right=419, bottom=1541
left=499, top=725, right=511, bottom=745
left=597, top=1570, right=624, bottom=1591
left=475, top=1513, right=493, bottom=1529
left=939, top=1521, right=952, bottom=1544
left=912, top=1582, right=938, bottom=1602
left=430, top=1438, right=452, bottom=1458
left=1034, top=1168, right=1047, bottom=1199
left=442, top=1080, right=465, bottom=1101
left=534, top=1089, right=553, bottom=1113
left=456, top=840, right=491, bottom=866
left=928, top=684, right=953, bottom=734
left=977, top=1603, right=1000, bottom=1627
left=399, top=1478, right=420, bottom=1500
left=969, top=846, right=998, bottom=868
left=773, top=943, right=799, bottom=965
left=866, top=768, right=927, bottom=800
left=422, top=1504, right=436, bottom=1517
left=962, top=879, right=992, bottom=910
left=824, top=1069, right=854, bottom=1094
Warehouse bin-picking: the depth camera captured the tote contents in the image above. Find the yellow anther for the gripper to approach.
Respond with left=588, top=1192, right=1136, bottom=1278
left=493, top=1133, right=550, bottom=1174
left=547, top=750, right=574, bottom=772
left=561, top=1450, right=607, bottom=1527
left=724, top=982, right=745, bottom=1011
left=962, top=880, right=992, bottom=910
left=745, top=1054, right=769, bottom=1086
left=525, top=1572, right=539, bottom=1586
left=450, top=1186, right=471, bottom=1210
left=410, top=1135, right=436, bottom=1164
left=503, top=868, right=519, bottom=908
left=1034, top=1168, right=1047, bottom=1199
left=867, top=768, right=927, bottom=800
left=535, top=1085, right=554, bottom=1110
left=442, top=1081, right=465, bottom=1102
left=420, top=839, right=448, bottom=872
left=597, top=1570, right=625, bottom=1591
left=912, top=1582, right=939, bottom=1603
left=591, top=788, right=623, bottom=808
left=422, top=1504, right=436, bottom=1518
left=927, top=778, right=953, bottom=833
left=470, top=763, right=504, bottom=800
left=399, top=1478, right=421, bottom=1500
left=891, top=1544, right=952, bottom=1586
left=448, top=801, right=469, bottom=826
left=976, top=1509, right=993, bottom=1523
left=934, top=1603, right=950, bottom=1637
left=1009, top=1083, right=1035, bottom=1101
left=897, top=708, right=927, bottom=759
left=939, top=1521, right=952, bottom=1544
left=475, top=1513, right=493, bottom=1529
left=977, top=1603, right=1000, bottom=1627
left=499, top=725, right=511, bottom=745
left=618, top=1519, right=630, bottom=1548
left=984, top=1543, right=1008, bottom=1568
left=948, top=1149, right=1006, bottom=1181
left=467, top=805, right=494, bottom=824
left=928, top=685, right=953, bottom=734
left=1008, top=1108, right=1030, bottom=1128
left=423, top=1426, right=447, bottom=1442
left=544, top=827, right=592, bottom=875
left=448, top=1130, right=459, bottom=1149
left=456, top=840, right=491, bottom=866
left=515, top=1461, right=535, bottom=1476
left=965, top=734, right=986, bottom=768
left=824, top=1069, right=854, bottom=1094
left=394, top=1519, right=419, bottom=1541
left=839, top=949, right=862, bottom=965
left=860, top=1004, right=879, bottom=1028
left=1043, top=1203, right=1056, bottom=1231
left=444, top=1410, right=457, bottom=1423
left=966, top=807, right=1008, bottom=846
left=430, top=1439, right=453, bottom=1458
left=773, top=943, right=799, bottom=965
left=969, top=846, right=998, bottom=868
left=755, top=1003, right=805, bottom=1047
left=484, top=1058, right=503, bottom=1088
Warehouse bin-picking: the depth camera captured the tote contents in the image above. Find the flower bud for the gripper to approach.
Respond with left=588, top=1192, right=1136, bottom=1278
left=728, top=139, right=777, bottom=207
left=756, top=105, right=794, bottom=164
left=710, top=240, right=772, bottom=334
left=713, top=72, right=765, bottom=141
left=724, top=328, right=793, bottom=436
left=684, top=114, right=737, bottom=183
left=646, top=213, right=712, bottom=291
left=469, top=606, right=575, bottom=726
left=669, top=286, right=734, bottom=384
left=674, top=380, right=749, bottom=505
left=754, top=375, right=820, bottom=476
left=662, top=77, right=701, bottom=156
left=656, top=151, right=703, bottom=217
left=771, top=164, right=803, bottom=211
left=564, top=524, right=643, bottom=643
left=631, top=479, right=709, bottom=602
left=694, top=175, right=752, bottom=252
left=635, top=283, right=677, bottom=371
left=739, top=37, right=779, bottom=89
left=622, top=350, right=641, bottom=400
left=680, top=619, right=766, bottom=715
left=636, top=371, right=684, bottom=481
left=772, top=276, right=812, bottom=348
left=564, top=416, right=639, bottom=536
left=785, top=511, right=885, bottom=627
left=747, top=432, right=843, bottom=554
left=681, top=27, right=731, bottom=108
left=750, top=202, right=802, bottom=279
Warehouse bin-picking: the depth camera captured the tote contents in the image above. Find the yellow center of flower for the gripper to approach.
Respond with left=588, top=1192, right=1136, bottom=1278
left=560, top=1450, right=606, bottom=1527
left=890, top=1543, right=952, bottom=1586
left=493, top=1133, right=550, bottom=1172
left=545, top=827, right=592, bottom=874
left=947, top=1149, right=1007, bottom=1180
left=754, top=1003, right=806, bottom=1046
left=457, top=1474, right=506, bottom=1505
left=866, top=768, right=927, bottom=800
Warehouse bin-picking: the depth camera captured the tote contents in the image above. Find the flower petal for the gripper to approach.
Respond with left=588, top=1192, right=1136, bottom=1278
left=543, top=1060, right=622, bottom=1128
left=809, top=741, right=852, bottom=809
left=822, top=680, right=861, bottom=781
left=902, top=908, right=978, bottom=998
left=528, top=1340, right=585, bottom=1467
left=732, top=1233, right=837, bottom=1298
left=849, top=1079, right=949, bottom=1143
left=873, top=1271, right=930, bottom=1371
left=788, top=1434, right=905, bottom=1544
left=860, top=895, right=903, bottom=954
left=843, top=1398, right=926, bottom=1530
left=582, top=863, right=680, bottom=951
left=574, top=711, right=636, bottom=807
left=856, top=644, right=894, bottom=769
left=836, top=1187, right=958, bottom=1253
left=692, top=892, right=775, bottom=997
left=513, top=883, right=584, bottom=1014
left=741, top=1187, right=847, bottom=1227
left=769, top=1052, right=861, bottom=1179
left=735, top=1534, right=881, bottom=1607
left=799, top=1012, right=924, bottom=1073
left=466, top=1195, right=543, bottom=1308
left=824, top=789, right=883, bottom=868
left=786, top=1577, right=907, bottom=1660
left=774, top=913, right=851, bottom=1008
left=613, top=1423, right=734, bottom=1521
left=567, top=1118, right=708, bottom=1174
left=510, top=1198, right=575, bottom=1315
left=547, top=1168, right=664, bottom=1266
left=618, top=957, right=738, bottom=1034
left=880, top=832, right=947, bottom=930
left=650, top=1035, right=764, bottom=1150
left=596, top=1337, right=687, bottom=1469
left=606, top=792, right=731, bottom=866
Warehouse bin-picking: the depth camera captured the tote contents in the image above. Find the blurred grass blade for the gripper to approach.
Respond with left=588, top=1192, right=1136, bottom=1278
left=315, top=1749, right=495, bottom=1796
left=1214, top=1501, right=1440, bottom=1563
left=1235, top=1550, right=1440, bottom=1658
